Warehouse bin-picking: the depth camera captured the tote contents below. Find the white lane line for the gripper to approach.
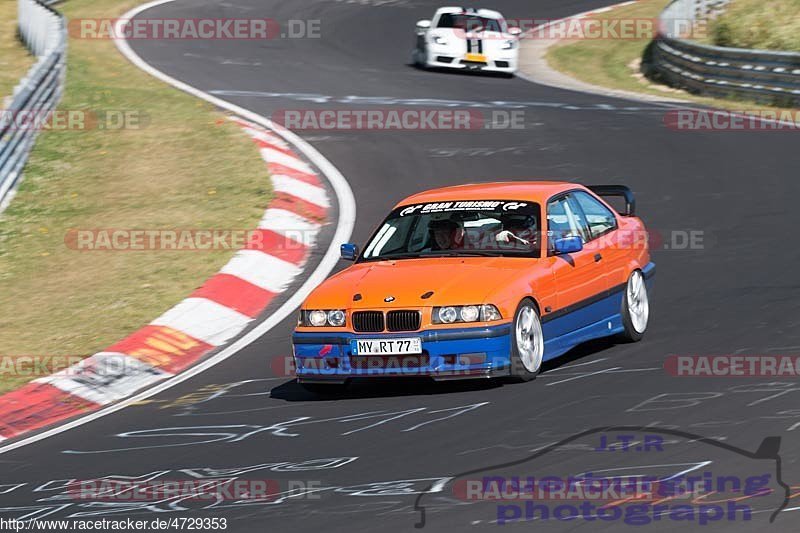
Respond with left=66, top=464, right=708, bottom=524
left=220, top=249, right=303, bottom=293
left=151, top=298, right=253, bottom=347
left=271, top=174, right=330, bottom=207
left=0, top=0, right=355, bottom=456
left=546, top=367, right=622, bottom=386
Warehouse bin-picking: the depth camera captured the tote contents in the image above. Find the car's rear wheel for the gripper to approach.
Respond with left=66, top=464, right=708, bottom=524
left=509, top=299, right=544, bottom=382
left=619, top=269, right=649, bottom=342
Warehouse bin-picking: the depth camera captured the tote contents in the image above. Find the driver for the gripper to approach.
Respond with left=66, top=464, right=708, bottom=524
left=429, top=218, right=465, bottom=250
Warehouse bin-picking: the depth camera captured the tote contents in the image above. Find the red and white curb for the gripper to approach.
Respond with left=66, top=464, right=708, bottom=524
left=0, top=117, right=330, bottom=441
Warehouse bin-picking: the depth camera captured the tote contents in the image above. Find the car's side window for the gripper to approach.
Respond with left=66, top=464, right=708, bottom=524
left=572, top=191, right=618, bottom=240
left=546, top=194, right=589, bottom=252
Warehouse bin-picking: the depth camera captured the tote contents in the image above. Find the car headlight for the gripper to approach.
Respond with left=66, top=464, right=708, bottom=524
left=327, top=309, right=346, bottom=327
left=460, top=305, right=480, bottom=322
left=433, top=304, right=502, bottom=324
left=502, top=39, right=516, bottom=50
left=481, top=304, right=502, bottom=321
left=301, top=309, right=346, bottom=327
left=437, top=306, right=458, bottom=324
left=433, top=35, right=447, bottom=46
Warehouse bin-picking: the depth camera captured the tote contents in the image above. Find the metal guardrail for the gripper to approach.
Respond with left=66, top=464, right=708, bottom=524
left=0, top=0, right=66, bottom=210
left=652, top=0, right=800, bottom=106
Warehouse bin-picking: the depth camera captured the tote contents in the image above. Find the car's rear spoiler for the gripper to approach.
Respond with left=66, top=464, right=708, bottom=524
left=587, top=185, right=636, bottom=217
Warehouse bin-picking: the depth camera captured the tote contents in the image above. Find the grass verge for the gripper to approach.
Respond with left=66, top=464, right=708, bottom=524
left=545, top=0, right=799, bottom=113
left=0, top=0, right=35, bottom=100
left=0, top=0, right=272, bottom=393
left=706, top=0, right=800, bottom=52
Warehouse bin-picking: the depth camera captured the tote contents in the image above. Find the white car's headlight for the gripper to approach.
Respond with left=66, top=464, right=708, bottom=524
left=301, top=309, right=346, bottom=327
left=433, top=35, right=448, bottom=46
left=433, top=304, right=502, bottom=324
left=502, top=39, right=516, bottom=50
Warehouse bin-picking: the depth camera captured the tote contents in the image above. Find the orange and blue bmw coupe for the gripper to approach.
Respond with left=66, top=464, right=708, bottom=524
left=292, top=182, right=653, bottom=390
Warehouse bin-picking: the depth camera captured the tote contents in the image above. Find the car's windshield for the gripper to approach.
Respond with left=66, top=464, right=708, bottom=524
left=361, top=200, right=541, bottom=261
left=436, top=14, right=505, bottom=33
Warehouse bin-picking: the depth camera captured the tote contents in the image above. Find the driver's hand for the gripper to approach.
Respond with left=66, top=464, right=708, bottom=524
left=495, top=230, right=529, bottom=245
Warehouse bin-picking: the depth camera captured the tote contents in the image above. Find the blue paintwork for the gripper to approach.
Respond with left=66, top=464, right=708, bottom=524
left=340, top=243, right=359, bottom=261
left=542, top=290, right=625, bottom=360
left=553, top=236, right=583, bottom=254
left=291, top=262, right=655, bottom=379
left=293, top=323, right=512, bottom=378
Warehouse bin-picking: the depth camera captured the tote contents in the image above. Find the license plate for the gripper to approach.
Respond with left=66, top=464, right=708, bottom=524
left=465, top=53, right=487, bottom=62
left=351, top=337, right=422, bottom=356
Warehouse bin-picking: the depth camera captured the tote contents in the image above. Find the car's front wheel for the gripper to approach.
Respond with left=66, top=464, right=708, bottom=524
left=509, top=298, right=544, bottom=382
left=619, top=269, right=650, bottom=342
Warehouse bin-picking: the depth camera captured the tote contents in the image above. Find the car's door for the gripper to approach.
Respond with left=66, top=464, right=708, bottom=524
left=571, top=190, right=628, bottom=290
left=545, top=193, right=610, bottom=339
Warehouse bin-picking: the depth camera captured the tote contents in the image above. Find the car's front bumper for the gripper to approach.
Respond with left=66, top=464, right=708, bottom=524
left=426, top=52, right=518, bottom=73
left=291, top=322, right=513, bottom=384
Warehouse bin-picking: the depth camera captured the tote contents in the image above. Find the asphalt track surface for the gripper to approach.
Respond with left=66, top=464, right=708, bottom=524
left=2, top=1, right=800, bottom=532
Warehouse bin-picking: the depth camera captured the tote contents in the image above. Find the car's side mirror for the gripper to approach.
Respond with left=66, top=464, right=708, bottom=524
left=340, top=243, right=359, bottom=261
left=508, top=26, right=522, bottom=37
left=553, top=236, right=583, bottom=254
left=416, top=19, right=431, bottom=31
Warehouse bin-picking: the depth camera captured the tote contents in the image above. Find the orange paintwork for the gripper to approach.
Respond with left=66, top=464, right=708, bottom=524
left=297, top=181, right=650, bottom=331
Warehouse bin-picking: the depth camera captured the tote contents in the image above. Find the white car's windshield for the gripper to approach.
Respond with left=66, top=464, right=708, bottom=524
left=361, top=200, right=541, bottom=261
left=436, top=14, right=505, bottom=33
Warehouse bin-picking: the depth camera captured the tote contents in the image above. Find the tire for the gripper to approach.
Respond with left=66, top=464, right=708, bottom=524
left=508, top=298, right=545, bottom=382
left=412, top=48, right=426, bottom=69
left=300, top=382, right=347, bottom=395
left=618, top=269, right=650, bottom=342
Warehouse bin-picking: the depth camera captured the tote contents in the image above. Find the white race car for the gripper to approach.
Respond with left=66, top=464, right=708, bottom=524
left=412, top=7, right=521, bottom=76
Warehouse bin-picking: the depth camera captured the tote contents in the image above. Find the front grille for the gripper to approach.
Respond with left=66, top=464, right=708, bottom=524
left=352, top=311, right=384, bottom=332
left=387, top=310, right=421, bottom=332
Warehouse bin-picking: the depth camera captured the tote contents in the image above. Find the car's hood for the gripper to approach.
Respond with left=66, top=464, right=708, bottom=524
left=304, top=257, right=534, bottom=309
